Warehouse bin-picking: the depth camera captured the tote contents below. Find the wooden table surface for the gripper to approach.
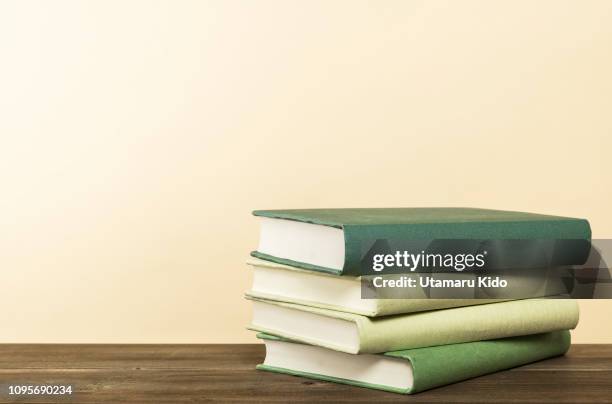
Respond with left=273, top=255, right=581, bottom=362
left=0, top=344, right=610, bottom=403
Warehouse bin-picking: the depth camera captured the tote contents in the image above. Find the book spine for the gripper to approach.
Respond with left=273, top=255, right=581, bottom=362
left=407, top=330, right=571, bottom=393
left=356, top=299, right=578, bottom=354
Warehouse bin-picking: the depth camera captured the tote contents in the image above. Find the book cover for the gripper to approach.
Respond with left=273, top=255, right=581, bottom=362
left=256, top=330, right=571, bottom=394
left=247, top=257, right=500, bottom=316
left=251, top=207, right=591, bottom=275
left=248, top=297, right=579, bottom=354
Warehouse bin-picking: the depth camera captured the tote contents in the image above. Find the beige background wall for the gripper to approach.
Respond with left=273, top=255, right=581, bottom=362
left=0, top=0, right=610, bottom=343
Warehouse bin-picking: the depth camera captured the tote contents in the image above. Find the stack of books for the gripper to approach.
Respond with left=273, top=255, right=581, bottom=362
left=246, top=208, right=590, bottom=394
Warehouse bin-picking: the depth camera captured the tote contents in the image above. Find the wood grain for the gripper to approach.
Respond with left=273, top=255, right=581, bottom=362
left=0, top=344, right=610, bottom=403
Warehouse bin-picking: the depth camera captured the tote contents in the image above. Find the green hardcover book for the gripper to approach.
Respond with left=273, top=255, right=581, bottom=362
left=248, top=297, right=579, bottom=354
left=256, top=330, right=571, bottom=394
left=251, top=207, right=591, bottom=275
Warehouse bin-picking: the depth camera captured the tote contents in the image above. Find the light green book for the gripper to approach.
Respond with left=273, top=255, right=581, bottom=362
left=257, top=330, right=571, bottom=394
left=248, top=297, right=579, bottom=354
left=247, top=257, right=499, bottom=316
left=251, top=207, right=591, bottom=275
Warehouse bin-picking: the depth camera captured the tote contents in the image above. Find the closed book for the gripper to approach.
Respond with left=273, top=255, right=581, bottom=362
left=248, top=297, right=579, bottom=354
left=247, top=257, right=499, bottom=316
left=251, top=207, right=591, bottom=275
left=257, top=330, right=571, bottom=394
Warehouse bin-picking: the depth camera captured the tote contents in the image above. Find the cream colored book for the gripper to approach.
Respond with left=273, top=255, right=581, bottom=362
left=247, top=296, right=579, bottom=354
left=247, top=258, right=498, bottom=316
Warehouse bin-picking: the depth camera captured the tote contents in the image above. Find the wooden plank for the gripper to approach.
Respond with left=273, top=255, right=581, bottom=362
left=0, top=344, right=610, bottom=403
left=0, top=344, right=261, bottom=370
